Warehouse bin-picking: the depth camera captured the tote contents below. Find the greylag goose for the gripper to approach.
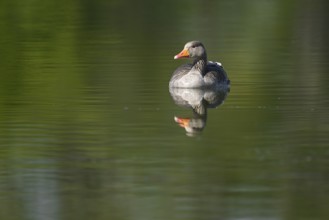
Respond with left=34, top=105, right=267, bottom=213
left=169, top=41, right=230, bottom=88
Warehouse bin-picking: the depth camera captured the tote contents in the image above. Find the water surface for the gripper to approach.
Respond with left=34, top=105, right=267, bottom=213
left=1, top=0, right=329, bottom=220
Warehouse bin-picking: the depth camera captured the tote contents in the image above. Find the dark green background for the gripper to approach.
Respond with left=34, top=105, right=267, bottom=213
left=1, top=0, right=328, bottom=219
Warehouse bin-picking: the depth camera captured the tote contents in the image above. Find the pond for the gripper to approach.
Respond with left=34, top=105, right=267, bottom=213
left=1, top=0, right=329, bottom=219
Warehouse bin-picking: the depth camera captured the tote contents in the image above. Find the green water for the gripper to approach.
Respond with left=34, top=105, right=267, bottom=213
left=1, top=0, right=329, bottom=219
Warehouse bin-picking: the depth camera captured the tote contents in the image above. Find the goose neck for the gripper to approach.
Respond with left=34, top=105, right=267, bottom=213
left=192, top=55, right=207, bottom=76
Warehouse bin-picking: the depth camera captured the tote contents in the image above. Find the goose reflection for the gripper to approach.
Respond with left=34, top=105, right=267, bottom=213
left=169, top=87, right=229, bottom=136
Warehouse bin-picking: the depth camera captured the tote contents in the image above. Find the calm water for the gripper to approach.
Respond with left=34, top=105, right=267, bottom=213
left=1, top=0, right=329, bottom=220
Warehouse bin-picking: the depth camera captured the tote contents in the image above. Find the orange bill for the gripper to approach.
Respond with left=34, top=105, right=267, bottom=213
left=174, top=49, right=189, bottom=59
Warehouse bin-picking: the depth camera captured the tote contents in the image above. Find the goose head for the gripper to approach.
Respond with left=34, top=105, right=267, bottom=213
left=174, top=41, right=206, bottom=60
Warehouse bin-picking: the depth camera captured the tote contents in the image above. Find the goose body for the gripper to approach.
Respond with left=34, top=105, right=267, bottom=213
left=169, top=41, right=230, bottom=88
